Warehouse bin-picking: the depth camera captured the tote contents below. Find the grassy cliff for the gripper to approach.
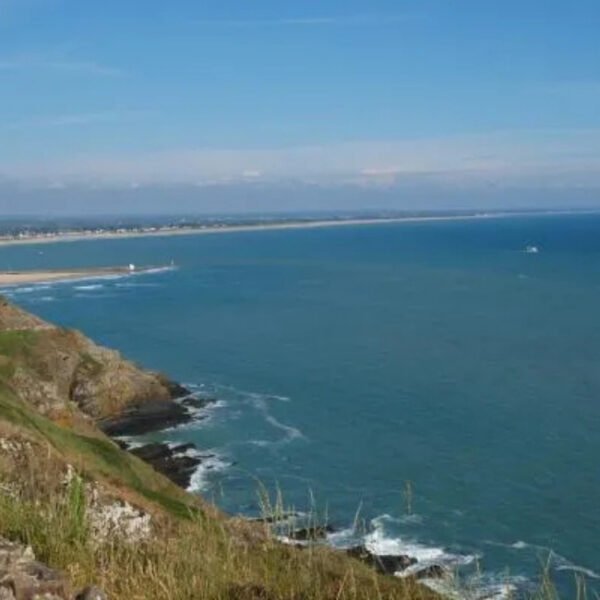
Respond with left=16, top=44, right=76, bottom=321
left=0, top=298, right=439, bottom=600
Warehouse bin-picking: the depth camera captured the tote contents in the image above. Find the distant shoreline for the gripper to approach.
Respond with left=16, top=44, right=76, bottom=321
left=0, top=266, right=161, bottom=286
left=0, top=210, right=596, bottom=249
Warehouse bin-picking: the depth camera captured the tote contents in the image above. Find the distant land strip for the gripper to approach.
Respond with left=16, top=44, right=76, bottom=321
left=0, top=265, right=166, bottom=286
left=0, top=210, right=596, bottom=248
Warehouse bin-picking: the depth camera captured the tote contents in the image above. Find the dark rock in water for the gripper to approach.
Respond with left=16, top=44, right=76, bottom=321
left=98, top=399, right=191, bottom=436
left=250, top=511, right=303, bottom=524
left=114, top=439, right=129, bottom=450
left=346, top=546, right=417, bottom=575
left=158, top=376, right=191, bottom=400
left=129, top=442, right=201, bottom=488
left=289, top=525, right=335, bottom=541
left=180, top=396, right=217, bottom=410
left=413, top=564, right=447, bottom=580
left=170, top=442, right=196, bottom=454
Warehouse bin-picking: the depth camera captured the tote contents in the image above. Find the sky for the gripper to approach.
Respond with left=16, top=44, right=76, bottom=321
left=1, top=0, right=600, bottom=214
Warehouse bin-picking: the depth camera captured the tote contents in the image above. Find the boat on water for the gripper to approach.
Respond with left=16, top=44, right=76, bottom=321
left=525, top=245, right=539, bottom=254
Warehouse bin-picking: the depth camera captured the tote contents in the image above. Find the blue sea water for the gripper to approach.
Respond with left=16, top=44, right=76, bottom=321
left=2, top=214, right=599, bottom=597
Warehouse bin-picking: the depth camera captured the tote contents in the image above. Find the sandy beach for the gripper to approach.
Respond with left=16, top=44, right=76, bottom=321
left=0, top=214, right=498, bottom=249
left=0, top=266, right=150, bottom=286
left=0, top=211, right=591, bottom=250
left=0, top=210, right=593, bottom=255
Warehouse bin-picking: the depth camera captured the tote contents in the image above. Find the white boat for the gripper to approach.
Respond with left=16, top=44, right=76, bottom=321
left=525, top=245, right=539, bottom=254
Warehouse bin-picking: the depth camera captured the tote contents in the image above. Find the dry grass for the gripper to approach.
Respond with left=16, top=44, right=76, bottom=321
left=0, top=475, right=439, bottom=600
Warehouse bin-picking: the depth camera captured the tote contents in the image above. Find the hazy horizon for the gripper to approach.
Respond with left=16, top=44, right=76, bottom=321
left=2, top=1, right=599, bottom=214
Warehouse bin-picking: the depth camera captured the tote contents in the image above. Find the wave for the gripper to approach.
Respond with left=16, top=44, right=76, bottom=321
left=247, top=393, right=306, bottom=444
left=485, top=539, right=600, bottom=581
left=114, top=435, right=146, bottom=450
left=365, top=514, right=477, bottom=573
left=553, top=555, right=600, bottom=580
left=75, top=284, right=104, bottom=291
left=115, top=282, right=159, bottom=289
left=10, top=286, right=48, bottom=294
left=136, top=266, right=177, bottom=276
left=187, top=451, right=231, bottom=493
left=195, top=382, right=303, bottom=446
left=425, top=574, right=529, bottom=600
left=159, top=404, right=226, bottom=434
left=326, top=527, right=359, bottom=547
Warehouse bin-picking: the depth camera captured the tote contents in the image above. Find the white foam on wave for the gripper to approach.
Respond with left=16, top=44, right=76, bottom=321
left=425, top=576, right=526, bottom=600
left=163, top=399, right=227, bottom=432
left=9, top=286, right=37, bottom=294
left=270, top=394, right=291, bottom=402
left=249, top=394, right=306, bottom=444
left=327, top=527, right=359, bottom=547
left=138, top=266, right=177, bottom=275
left=75, top=284, right=104, bottom=291
left=114, top=436, right=146, bottom=450
left=187, top=451, right=231, bottom=493
left=115, top=282, right=159, bottom=289
left=553, top=554, right=600, bottom=580
left=365, top=515, right=477, bottom=574
left=486, top=539, right=600, bottom=583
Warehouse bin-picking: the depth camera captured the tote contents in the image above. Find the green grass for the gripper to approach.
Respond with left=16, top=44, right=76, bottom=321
left=0, top=330, right=38, bottom=377
left=0, top=383, right=196, bottom=519
left=0, top=330, right=38, bottom=357
left=0, top=478, right=439, bottom=600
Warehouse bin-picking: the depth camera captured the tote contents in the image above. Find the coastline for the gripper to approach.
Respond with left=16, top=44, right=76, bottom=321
left=0, top=210, right=597, bottom=249
left=0, top=265, right=167, bottom=286
left=0, top=215, right=486, bottom=248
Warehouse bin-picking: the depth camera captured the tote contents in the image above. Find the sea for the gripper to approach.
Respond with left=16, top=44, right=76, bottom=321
left=1, top=213, right=599, bottom=599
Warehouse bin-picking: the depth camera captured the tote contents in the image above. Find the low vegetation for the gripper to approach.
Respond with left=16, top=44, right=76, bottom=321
left=0, top=383, right=438, bottom=600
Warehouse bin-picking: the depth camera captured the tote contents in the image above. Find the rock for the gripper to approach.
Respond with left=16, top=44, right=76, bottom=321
left=0, top=536, right=71, bottom=599
left=114, top=439, right=129, bottom=450
left=249, top=511, right=303, bottom=524
left=413, top=564, right=447, bottom=579
left=129, top=442, right=201, bottom=488
left=288, top=525, right=335, bottom=541
left=98, top=400, right=192, bottom=436
left=180, top=397, right=216, bottom=411
left=159, top=377, right=191, bottom=400
left=76, top=586, right=107, bottom=600
left=346, top=546, right=417, bottom=575
left=87, top=495, right=152, bottom=544
left=0, top=298, right=190, bottom=423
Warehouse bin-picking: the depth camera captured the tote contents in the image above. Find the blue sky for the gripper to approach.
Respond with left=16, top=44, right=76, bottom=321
left=1, top=0, right=600, bottom=213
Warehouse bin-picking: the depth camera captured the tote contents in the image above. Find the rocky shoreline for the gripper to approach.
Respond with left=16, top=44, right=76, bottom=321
left=107, top=384, right=451, bottom=586
left=105, top=391, right=218, bottom=489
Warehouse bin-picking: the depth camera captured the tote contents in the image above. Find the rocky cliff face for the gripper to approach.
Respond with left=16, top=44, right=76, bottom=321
left=0, top=297, right=185, bottom=423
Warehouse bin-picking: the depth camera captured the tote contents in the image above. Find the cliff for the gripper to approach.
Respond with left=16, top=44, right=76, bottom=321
left=0, top=297, right=187, bottom=421
left=0, top=298, right=438, bottom=600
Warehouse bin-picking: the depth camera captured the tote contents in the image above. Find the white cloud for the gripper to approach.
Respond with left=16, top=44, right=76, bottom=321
left=2, top=129, right=600, bottom=188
